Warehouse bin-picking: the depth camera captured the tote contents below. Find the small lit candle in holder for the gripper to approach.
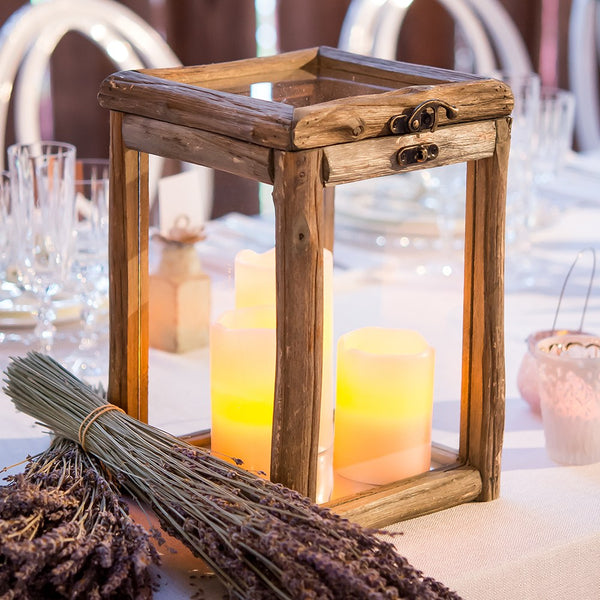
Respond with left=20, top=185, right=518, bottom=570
left=210, top=305, right=276, bottom=474
left=333, top=327, right=435, bottom=496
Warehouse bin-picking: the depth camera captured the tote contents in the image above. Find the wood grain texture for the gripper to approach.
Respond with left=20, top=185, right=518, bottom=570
left=184, top=433, right=458, bottom=467
left=142, top=47, right=320, bottom=85
left=98, top=70, right=295, bottom=150
left=292, top=79, right=513, bottom=149
left=107, top=111, right=149, bottom=422
left=98, top=47, right=513, bottom=152
left=317, top=46, right=484, bottom=85
left=180, top=429, right=211, bottom=449
left=326, top=466, right=482, bottom=529
left=460, top=118, right=510, bottom=501
left=431, top=442, right=460, bottom=467
left=271, top=149, right=325, bottom=501
left=101, top=48, right=511, bottom=515
left=141, top=46, right=478, bottom=89
left=323, top=120, right=497, bottom=185
left=122, top=114, right=273, bottom=184
left=322, top=187, right=335, bottom=252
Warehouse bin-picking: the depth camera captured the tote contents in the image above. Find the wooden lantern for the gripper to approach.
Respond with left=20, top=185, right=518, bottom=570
left=98, top=46, right=512, bottom=528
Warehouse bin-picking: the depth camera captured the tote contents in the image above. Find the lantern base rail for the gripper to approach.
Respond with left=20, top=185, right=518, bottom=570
left=178, top=429, right=473, bottom=528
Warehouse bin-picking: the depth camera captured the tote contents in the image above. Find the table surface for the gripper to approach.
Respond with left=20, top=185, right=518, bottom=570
left=2, top=161, right=600, bottom=600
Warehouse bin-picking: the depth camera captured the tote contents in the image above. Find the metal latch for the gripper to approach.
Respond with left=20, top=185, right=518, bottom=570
left=389, top=99, right=459, bottom=134
left=397, top=143, right=439, bottom=166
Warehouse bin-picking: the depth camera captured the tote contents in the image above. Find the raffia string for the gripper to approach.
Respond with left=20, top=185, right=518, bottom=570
left=78, top=404, right=125, bottom=451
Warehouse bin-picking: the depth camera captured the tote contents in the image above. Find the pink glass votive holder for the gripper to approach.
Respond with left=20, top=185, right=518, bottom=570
left=534, top=333, right=600, bottom=465
left=517, top=329, right=587, bottom=413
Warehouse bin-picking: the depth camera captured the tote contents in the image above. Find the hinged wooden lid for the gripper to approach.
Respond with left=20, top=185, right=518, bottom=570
left=98, top=46, right=513, bottom=151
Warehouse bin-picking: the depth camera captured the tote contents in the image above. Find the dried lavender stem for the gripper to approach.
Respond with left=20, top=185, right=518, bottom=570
left=4, top=352, right=463, bottom=600
left=0, top=434, right=160, bottom=598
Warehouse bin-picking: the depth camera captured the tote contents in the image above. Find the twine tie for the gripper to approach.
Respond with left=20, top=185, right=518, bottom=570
left=78, top=404, right=125, bottom=451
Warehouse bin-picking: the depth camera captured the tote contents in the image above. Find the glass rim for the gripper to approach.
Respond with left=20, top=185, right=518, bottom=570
left=75, top=158, right=110, bottom=184
left=7, top=140, right=76, bottom=159
left=535, top=333, right=600, bottom=362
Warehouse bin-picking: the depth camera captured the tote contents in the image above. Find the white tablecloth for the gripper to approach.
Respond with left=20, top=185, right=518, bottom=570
left=2, top=175, right=600, bottom=599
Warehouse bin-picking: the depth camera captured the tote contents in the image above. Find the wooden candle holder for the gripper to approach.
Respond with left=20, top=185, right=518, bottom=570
left=98, top=46, right=512, bottom=528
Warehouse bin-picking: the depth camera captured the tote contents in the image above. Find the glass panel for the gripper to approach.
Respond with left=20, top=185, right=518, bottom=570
left=269, top=77, right=394, bottom=107
left=199, top=69, right=400, bottom=107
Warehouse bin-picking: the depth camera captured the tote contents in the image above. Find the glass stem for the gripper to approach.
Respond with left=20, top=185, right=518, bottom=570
left=79, top=284, right=100, bottom=351
left=34, top=291, right=57, bottom=353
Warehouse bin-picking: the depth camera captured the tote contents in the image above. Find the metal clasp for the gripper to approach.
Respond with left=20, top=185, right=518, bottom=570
left=389, top=99, right=459, bottom=134
left=397, top=143, right=439, bottom=166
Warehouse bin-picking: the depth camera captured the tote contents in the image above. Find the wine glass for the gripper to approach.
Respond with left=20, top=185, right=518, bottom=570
left=418, top=163, right=466, bottom=278
left=0, top=170, right=19, bottom=300
left=66, top=159, right=110, bottom=378
left=7, top=141, right=76, bottom=354
left=492, top=72, right=541, bottom=289
left=532, top=87, right=576, bottom=218
left=0, top=170, right=31, bottom=345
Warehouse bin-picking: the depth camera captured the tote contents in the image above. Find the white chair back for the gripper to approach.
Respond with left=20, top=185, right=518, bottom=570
left=0, top=0, right=211, bottom=213
left=568, top=0, right=600, bottom=152
left=339, top=0, right=531, bottom=76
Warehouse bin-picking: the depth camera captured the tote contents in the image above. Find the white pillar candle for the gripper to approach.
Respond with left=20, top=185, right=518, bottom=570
left=234, top=247, right=276, bottom=308
left=210, top=305, right=276, bottom=475
left=333, top=327, right=435, bottom=490
left=233, top=246, right=335, bottom=457
left=213, top=246, right=334, bottom=501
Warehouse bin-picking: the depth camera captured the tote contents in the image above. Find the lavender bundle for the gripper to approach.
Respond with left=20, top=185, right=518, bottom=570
left=0, top=436, right=160, bottom=599
left=4, top=352, right=462, bottom=600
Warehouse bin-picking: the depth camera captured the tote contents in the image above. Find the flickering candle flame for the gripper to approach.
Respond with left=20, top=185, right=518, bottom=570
left=333, top=327, right=435, bottom=493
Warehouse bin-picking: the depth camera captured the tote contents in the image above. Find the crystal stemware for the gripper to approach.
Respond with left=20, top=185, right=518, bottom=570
left=7, top=141, right=76, bottom=354
left=0, top=170, right=20, bottom=300
left=66, top=158, right=109, bottom=378
left=492, top=71, right=541, bottom=289
left=418, top=163, right=466, bottom=278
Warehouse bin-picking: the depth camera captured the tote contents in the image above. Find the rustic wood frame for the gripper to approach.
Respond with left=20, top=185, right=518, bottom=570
left=99, top=46, right=512, bottom=528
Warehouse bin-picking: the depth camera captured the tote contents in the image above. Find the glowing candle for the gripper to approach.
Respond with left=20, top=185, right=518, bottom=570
left=333, top=328, right=434, bottom=492
left=210, top=305, right=276, bottom=474
left=234, top=247, right=276, bottom=308
left=233, top=246, right=335, bottom=460
left=214, top=247, right=334, bottom=501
